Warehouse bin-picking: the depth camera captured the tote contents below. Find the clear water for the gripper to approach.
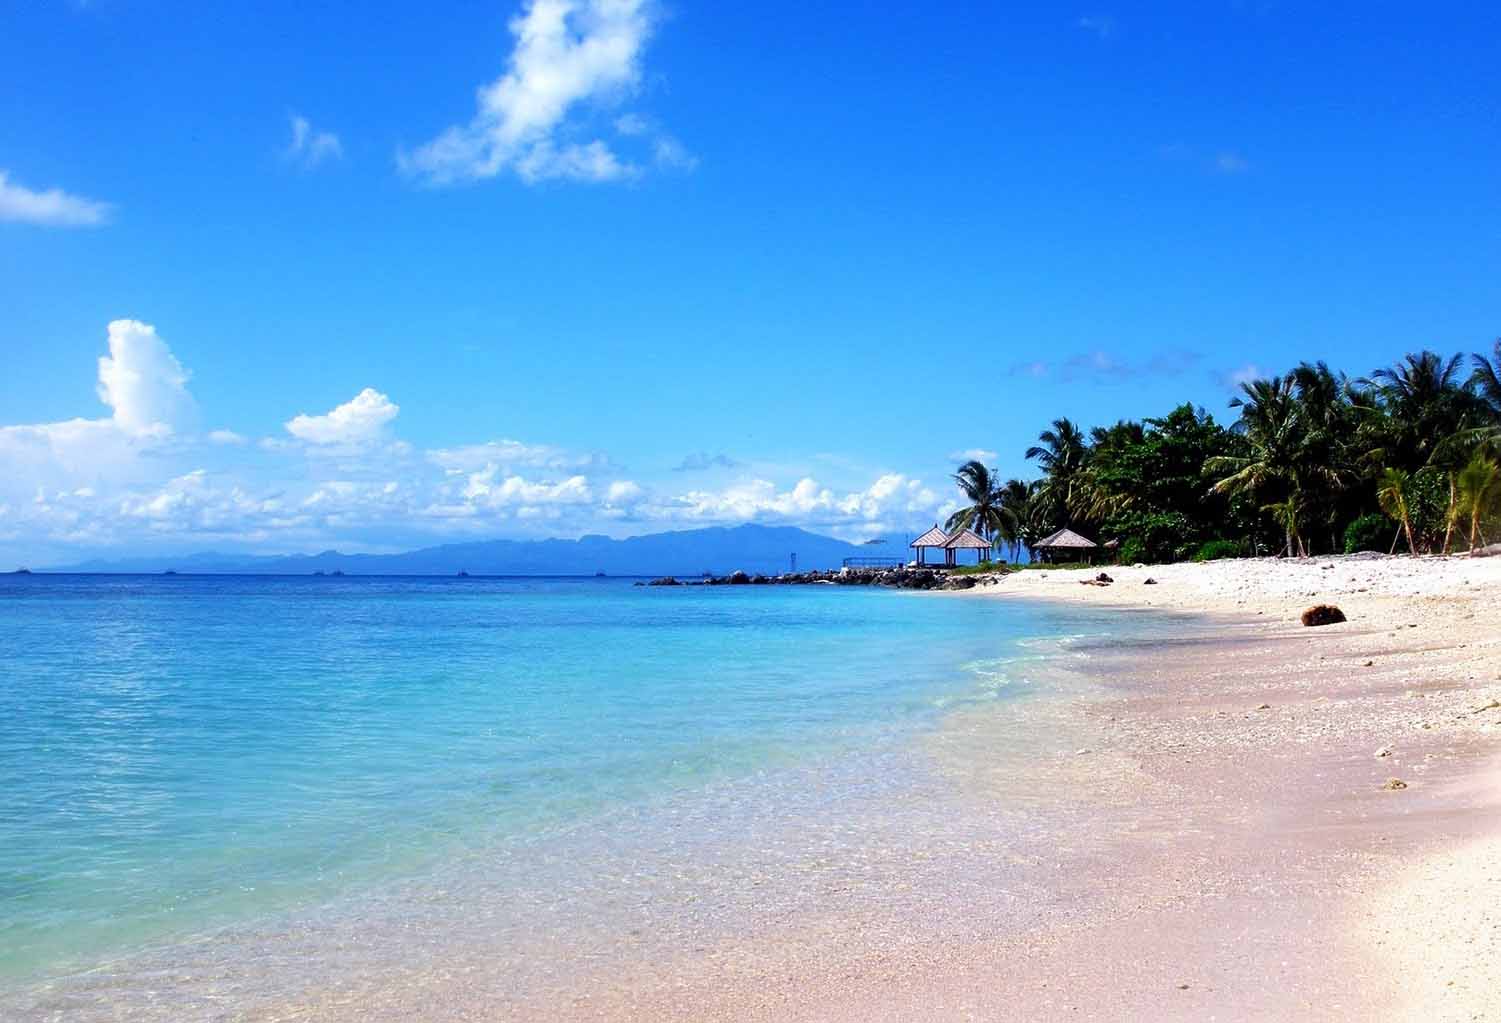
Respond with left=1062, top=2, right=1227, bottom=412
left=0, top=574, right=1095, bottom=993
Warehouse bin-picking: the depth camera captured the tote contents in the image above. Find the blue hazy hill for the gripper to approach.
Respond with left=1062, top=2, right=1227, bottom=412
left=44, top=524, right=905, bottom=576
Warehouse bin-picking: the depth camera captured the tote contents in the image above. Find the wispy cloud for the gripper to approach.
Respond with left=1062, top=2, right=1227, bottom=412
left=1159, top=143, right=1252, bottom=176
left=1076, top=14, right=1115, bottom=38
left=284, top=114, right=343, bottom=169
left=0, top=170, right=112, bottom=227
left=947, top=448, right=998, bottom=464
left=1220, top=363, right=1266, bottom=390
left=1009, top=349, right=1202, bottom=383
left=672, top=452, right=740, bottom=473
left=401, top=0, right=679, bottom=186
left=1215, top=151, right=1250, bottom=174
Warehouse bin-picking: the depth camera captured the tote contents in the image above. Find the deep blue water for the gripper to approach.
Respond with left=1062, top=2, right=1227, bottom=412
left=0, top=574, right=1084, bottom=985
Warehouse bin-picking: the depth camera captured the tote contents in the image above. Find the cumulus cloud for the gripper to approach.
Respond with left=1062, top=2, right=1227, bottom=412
left=285, top=388, right=400, bottom=445
left=2, top=325, right=964, bottom=559
left=0, top=170, right=113, bottom=227
left=456, top=466, right=594, bottom=520
left=97, top=320, right=196, bottom=436
left=663, top=473, right=944, bottom=538
left=401, top=0, right=658, bottom=185
left=284, top=114, right=344, bottom=168
left=0, top=319, right=195, bottom=494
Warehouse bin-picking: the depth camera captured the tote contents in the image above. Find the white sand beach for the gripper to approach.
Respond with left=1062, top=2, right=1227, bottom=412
left=542, top=555, right=1501, bottom=1021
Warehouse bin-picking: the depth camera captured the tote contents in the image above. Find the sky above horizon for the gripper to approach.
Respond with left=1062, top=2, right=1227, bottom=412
left=2, top=1, right=1498, bottom=564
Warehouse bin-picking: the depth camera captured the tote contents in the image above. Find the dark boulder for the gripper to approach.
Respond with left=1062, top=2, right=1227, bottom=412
left=1301, top=604, right=1346, bottom=627
left=728, top=570, right=751, bottom=585
left=647, top=576, right=681, bottom=587
left=1095, top=572, right=1114, bottom=584
left=1143, top=577, right=1158, bottom=585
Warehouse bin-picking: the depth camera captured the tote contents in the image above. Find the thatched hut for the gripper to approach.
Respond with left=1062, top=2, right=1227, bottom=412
left=942, top=527, right=992, bottom=565
left=1033, top=528, right=1099, bottom=565
left=910, top=525, right=949, bottom=566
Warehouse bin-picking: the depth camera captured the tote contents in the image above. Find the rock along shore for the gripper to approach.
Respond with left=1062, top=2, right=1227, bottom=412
left=638, top=567, right=1000, bottom=591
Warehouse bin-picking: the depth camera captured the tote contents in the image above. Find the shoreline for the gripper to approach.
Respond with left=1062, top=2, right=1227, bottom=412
left=8, top=559, right=1497, bottom=1020
left=538, top=557, right=1501, bottom=1019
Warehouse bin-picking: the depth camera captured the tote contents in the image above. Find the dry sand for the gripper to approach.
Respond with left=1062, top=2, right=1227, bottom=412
left=548, top=555, right=1501, bottom=1021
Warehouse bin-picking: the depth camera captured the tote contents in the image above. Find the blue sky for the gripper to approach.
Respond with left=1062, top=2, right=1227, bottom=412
left=2, top=1, right=1498, bottom=563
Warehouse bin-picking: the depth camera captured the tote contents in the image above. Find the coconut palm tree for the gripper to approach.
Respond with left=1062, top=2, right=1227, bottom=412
left=1260, top=494, right=1308, bottom=558
left=1206, top=375, right=1311, bottom=556
left=1376, top=467, right=1417, bottom=555
left=1025, top=418, right=1089, bottom=530
left=995, top=478, right=1036, bottom=563
left=1470, top=339, right=1501, bottom=415
left=944, top=460, right=1006, bottom=545
left=1453, top=451, right=1501, bottom=553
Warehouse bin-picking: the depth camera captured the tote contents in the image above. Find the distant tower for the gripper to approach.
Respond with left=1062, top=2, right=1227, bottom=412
left=790, top=552, right=797, bottom=573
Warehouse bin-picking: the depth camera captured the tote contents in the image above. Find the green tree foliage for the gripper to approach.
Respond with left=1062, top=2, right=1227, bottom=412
left=954, top=341, right=1501, bottom=562
left=944, top=461, right=1008, bottom=541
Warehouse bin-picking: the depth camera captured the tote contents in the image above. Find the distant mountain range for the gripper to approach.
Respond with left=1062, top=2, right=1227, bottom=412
left=40, top=524, right=906, bottom=577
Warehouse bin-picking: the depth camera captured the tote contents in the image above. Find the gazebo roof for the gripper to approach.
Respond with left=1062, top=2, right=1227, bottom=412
left=942, top=527, right=991, bottom=549
left=1035, top=527, right=1098, bottom=550
left=910, top=525, right=950, bottom=548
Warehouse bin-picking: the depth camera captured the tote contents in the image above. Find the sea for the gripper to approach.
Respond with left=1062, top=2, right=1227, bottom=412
left=0, top=573, right=1126, bottom=1018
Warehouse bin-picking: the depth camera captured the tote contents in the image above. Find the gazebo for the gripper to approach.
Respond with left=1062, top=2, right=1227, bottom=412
left=1033, top=528, right=1099, bottom=564
left=942, top=527, right=992, bottom=565
left=910, top=525, right=950, bottom=566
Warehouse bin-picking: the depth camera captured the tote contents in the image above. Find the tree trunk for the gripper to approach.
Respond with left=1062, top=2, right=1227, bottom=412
left=1403, top=517, right=1417, bottom=556
left=1443, top=475, right=1457, bottom=554
left=1389, top=524, right=1402, bottom=555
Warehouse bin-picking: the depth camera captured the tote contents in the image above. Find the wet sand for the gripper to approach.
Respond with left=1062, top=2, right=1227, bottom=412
left=529, top=556, right=1501, bottom=1021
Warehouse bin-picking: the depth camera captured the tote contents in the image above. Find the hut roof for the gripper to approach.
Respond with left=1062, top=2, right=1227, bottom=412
left=942, top=527, right=991, bottom=549
left=910, top=525, right=950, bottom=548
left=1035, top=527, right=1098, bottom=550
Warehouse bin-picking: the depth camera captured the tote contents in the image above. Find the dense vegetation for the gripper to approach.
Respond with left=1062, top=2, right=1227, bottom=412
left=945, top=343, right=1501, bottom=562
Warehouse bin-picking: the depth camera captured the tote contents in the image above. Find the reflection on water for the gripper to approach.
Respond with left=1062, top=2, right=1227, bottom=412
left=0, top=575, right=1140, bottom=1018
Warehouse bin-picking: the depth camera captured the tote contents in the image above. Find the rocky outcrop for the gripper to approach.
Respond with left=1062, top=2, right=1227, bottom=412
left=678, top=566, right=1006, bottom=590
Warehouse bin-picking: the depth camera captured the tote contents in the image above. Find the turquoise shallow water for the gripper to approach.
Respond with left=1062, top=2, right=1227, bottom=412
left=0, top=574, right=1096, bottom=991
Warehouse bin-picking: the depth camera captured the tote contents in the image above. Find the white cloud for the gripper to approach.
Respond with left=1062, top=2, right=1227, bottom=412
left=662, top=473, right=943, bottom=537
left=653, top=136, right=698, bottom=172
left=284, top=114, right=344, bottom=169
left=401, top=0, right=657, bottom=185
left=285, top=388, right=400, bottom=445
left=428, top=439, right=608, bottom=473
left=948, top=448, right=998, bottom=464
left=614, top=112, right=649, bottom=136
left=208, top=429, right=247, bottom=445
left=1224, top=363, right=1265, bottom=389
left=97, top=320, right=195, bottom=436
left=1076, top=15, right=1115, bottom=38
left=461, top=466, right=594, bottom=511
left=0, top=170, right=113, bottom=227
left=0, top=319, right=195, bottom=497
